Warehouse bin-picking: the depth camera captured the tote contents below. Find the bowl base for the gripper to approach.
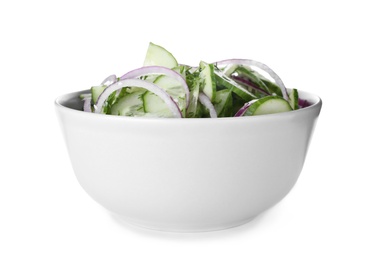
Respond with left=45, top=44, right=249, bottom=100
left=111, top=214, right=257, bottom=233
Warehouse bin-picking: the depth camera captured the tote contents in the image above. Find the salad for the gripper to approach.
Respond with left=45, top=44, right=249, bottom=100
left=80, top=42, right=307, bottom=118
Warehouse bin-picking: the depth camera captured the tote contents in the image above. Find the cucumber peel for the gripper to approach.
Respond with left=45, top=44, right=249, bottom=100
left=153, top=75, right=186, bottom=117
left=214, top=69, right=256, bottom=101
left=214, top=89, right=233, bottom=117
left=289, top=88, right=299, bottom=110
left=199, top=61, right=216, bottom=101
left=143, top=42, right=178, bottom=69
left=244, top=96, right=292, bottom=116
left=91, top=85, right=107, bottom=103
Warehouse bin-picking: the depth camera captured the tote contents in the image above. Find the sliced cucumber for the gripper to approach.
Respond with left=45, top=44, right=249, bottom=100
left=143, top=91, right=174, bottom=117
left=261, top=79, right=283, bottom=97
left=173, top=65, right=187, bottom=81
left=214, top=89, right=233, bottom=117
left=229, top=66, right=283, bottom=97
left=140, top=74, right=159, bottom=83
left=143, top=42, right=178, bottom=69
left=153, top=75, right=186, bottom=116
left=214, top=69, right=256, bottom=101
left=244, top=96, right=292, bottom=116
left=186, top=74, right=201, bottom=118
left=289, top=88, right=299, bottom=110
left=196, top=101, right=209, bottom=118
left=234, top=66, right=271, bottom=95
left=91, top=85, right=107, bottom=103
left=199, top=61, right=216, bottom=101
left=79, top=93, right=92, bottom=99
left=110, top=88, right=146, bottom=116
left=222, top=64, right=239, bottom=77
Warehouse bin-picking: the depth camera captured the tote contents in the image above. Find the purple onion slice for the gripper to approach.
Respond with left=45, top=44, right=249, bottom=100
left=234, top=100, right=258, bottom=117
left=100, top=74, right=117, bottom=86
left=95, top=78, right=182, bottom=118
left=214, top=59, right=289, bottom=101
left=198, top=92, right=217, bottom=118
left=83, top=97, right=92, bottom=112
left=120, top=66, right=190, bottom=107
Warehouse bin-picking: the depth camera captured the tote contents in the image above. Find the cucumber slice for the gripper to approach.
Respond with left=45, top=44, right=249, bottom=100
left=229, top=66, right=283, bottom=98
left=143, top=42, right=178, bottom=69
left=233, top=66, right=271, bottom=95
left=214, top=89, right=233, bottom=117
left=91, top=85, right=107, bottom=103
left=261, top=79, right=283, bottom=97
left=153, top=75, right=186, bottom=116
left=222, top=64, right=239, bottom=77
left=199, top=61, right=216, bottom=101
left=173, top=65, right=187, bottom=81
left=141, top=74, right=159, bottom=83
left=143, top=91, right=174, bottom=117
left=110, top=88, right=146, bottom=116
left=289, top=88, right=299, bottom=110
left=214, top=69, right=256, bottom=101
left=244, top=96, right=292, bottom=116
left=187, top=83, right=200, bottom=118
left=186, top=70, right=201, bottom=118
left=79, top=93, right=92, bottom=99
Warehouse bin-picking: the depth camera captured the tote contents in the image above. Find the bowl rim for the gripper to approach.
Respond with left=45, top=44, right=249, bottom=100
left=55, top=89, right=322, bottom=121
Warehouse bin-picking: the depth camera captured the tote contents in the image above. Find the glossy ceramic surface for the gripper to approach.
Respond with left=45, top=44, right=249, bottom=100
left=55, top=90, right=321, bottom=232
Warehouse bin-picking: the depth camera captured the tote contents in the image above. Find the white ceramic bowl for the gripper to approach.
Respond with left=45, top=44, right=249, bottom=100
left=55, top=89, right=321, bottom=232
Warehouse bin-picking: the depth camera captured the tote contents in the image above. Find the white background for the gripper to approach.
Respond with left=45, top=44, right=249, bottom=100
left=1, top=0, right=376, bottom=259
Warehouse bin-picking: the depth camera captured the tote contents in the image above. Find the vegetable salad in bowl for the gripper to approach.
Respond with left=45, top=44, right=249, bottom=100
left=81, top=43, right=308, bottom=118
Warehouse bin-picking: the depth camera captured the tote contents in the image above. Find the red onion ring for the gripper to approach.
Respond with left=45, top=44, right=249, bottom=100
left=100, top=74, right=117, bottom=86
left=100, top=74, right=121, bottom=96
left=231, top=75, right=270, bottom=96
left=94, top=78, right=182, bottom=118
left=83, top=97, right=92, bottom=112
left=234, top=100, right=257, bottom=117
left=119, top=66, right=190, bottom=108
left=213, top=59, right=289, bottom=101
left=198, top=92, right=217, bottom=118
